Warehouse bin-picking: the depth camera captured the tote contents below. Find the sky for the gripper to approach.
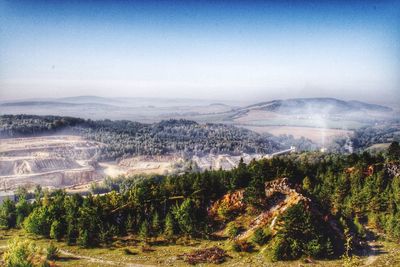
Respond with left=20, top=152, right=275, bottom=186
left=0, top=0, right=399, bottom=104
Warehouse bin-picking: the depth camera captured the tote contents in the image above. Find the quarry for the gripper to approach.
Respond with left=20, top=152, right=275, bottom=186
left=0, top=136, right=104, bottom=190
left=0, top=135, right=293, bottom=192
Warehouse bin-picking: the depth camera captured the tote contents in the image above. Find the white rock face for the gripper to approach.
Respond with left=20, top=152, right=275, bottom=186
left=0, top=135, right=104, bottom=190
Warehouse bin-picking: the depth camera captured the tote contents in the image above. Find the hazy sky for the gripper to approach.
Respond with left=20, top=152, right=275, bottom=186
left=1, top=1, right=399, bottom=104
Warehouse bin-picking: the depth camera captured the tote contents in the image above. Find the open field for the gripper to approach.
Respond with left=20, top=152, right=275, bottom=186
left=366, top=143, right=391, bottom=153
left=243, top=125, right=353, bottom=145
left=233, top=110, right=368, bottom=130
left=1, top=229, right=398, bottom=266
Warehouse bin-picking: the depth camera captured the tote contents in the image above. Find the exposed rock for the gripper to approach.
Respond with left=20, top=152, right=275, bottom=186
left=208, top=189, right=245, bottom=220
left=386, top=162, right=400, bottom=177
left=237, top=177, right=310, bottom=240
left=265, top=177, right=300, bottom=197
left=0, top=136, right=103, bottom=190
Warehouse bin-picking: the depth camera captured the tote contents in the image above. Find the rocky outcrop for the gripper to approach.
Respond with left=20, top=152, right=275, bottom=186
left=265, top=177, right=300, bottom=197
left=209, top=189, right=245, bottom=220
left=236, top=178, right=310, bottom=240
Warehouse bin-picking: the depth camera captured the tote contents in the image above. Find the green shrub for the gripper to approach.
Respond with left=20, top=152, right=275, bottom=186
left=226, top=222, right=240, bottom=239
left=251, top=228, right=270, bottom=246
left=2, top=238, right=47, bottom=267
left=230, top=240, right=253, bottom=252
left=46, top=242, right=59, bottom=260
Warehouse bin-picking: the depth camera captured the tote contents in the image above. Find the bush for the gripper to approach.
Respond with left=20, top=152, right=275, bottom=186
left=226, top=222, right=240, bottom=239
left=230, top=240, right=253, bottom=252
left=251, top=228, right=270, bottom=246
left=2, top=238, right=47, bottom=267
left=46, top=242, right=59, bottom=260
left=217, top=202, right=234, bottom=221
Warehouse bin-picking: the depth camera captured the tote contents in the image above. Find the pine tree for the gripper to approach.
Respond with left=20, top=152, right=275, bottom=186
left=172, top=199, right=195, bottom=235
left=151, top=212, right=161, bottom=236
left=139, top=221, right=149, bottom=243
left=50, top=220, right=63, bottom=241
left=164, top=212, right=175, bottom=238
left=78, top=229, right=90, bottom=248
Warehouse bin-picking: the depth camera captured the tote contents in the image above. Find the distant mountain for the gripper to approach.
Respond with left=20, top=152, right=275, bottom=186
left=0, top=96, right=394, bottom=126
left=59, top=95, right=123, bottom=104
left=0, top=101, right=116, bottom=108
left=241, top=97, right=392, bottom=114
left=1, top=101, right=79, bottom=107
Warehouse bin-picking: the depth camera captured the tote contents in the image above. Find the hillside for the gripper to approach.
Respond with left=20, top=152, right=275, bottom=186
left=232, top=97, right=396, bottom=130
left=241, top=98, right=392, bottom=114
left=0, top=115, right=289, bottom=160
left=1, top=96, right=395, bottom=126
left=1, top=144, right=400, bottom=266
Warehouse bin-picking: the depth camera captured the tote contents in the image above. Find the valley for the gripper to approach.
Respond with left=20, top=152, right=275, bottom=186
left=0, top=99, right=399, bottom=266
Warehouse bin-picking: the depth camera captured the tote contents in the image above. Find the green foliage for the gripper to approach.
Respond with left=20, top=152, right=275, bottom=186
left=77, top=229, right=90, bottom=248
left=2, top=238, right=47, bottom=267
left=352, top=216, right=366, bottom=238
left=24, top=206, right=51, bottom=236
left=302, top=176, right=312, bottom=192
left=217, top=201, right=233, bottom=221
left=2, top=143, right=399, bottom=260
left=271, top=203, right=335, bottom=260
left=46, top=242, right=59, bottom=260
left=151, top=212, right=161, bottom=236
left=172, top=199, right=196, bottom=236
left=77, top=201, right=101, bottom=247
left=15, top=197, right=32, bottom=227
left=387, top=141, right=400, bottom=160
left=230, top=240, right=253, bottom=252
left=164, top=212, right=175, bottom=238
left=0, top=198, right=16, bottom=229
left=226, top=222, right=240, bottom=239
left=139, top=221, right=149, bottom=242
left=50, top=220, right=63, bottom=241
left=0, top=115, right=283, bottom=160
left=251, top=228, right=270, bottom=246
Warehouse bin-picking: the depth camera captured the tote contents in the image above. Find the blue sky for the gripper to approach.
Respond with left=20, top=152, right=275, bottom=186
left=0, top=0, right=399, bottom=104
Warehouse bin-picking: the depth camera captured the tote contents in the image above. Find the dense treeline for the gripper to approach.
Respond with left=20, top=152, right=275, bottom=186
left=330, top=121, right=400, bottom=153
left=1, top=142, right=399, bottom=261
left=352, top=122, right=400, bottom=150
left=0, top=115, right=285, bottom=160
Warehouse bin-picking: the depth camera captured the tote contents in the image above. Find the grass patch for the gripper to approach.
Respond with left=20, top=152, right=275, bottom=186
left=0, top=229, right=398, bottom=266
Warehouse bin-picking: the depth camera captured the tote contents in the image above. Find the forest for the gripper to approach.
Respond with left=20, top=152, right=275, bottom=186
left=330, top=120, right=400, bottom=153
left=0, top=114, right=315, bottom=160
left=1, top=142, right=399, bottom=264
